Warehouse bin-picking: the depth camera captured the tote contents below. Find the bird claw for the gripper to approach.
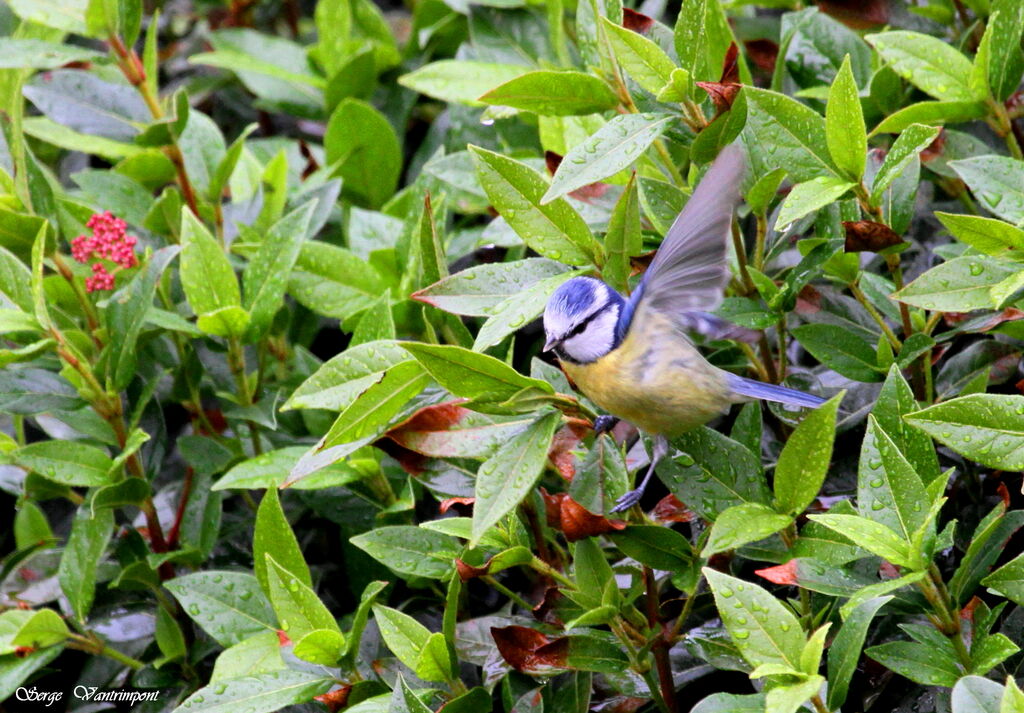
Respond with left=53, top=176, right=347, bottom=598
left=610, top=488, right=643, bottom=513
left=593, top=415, right=619, bottom=435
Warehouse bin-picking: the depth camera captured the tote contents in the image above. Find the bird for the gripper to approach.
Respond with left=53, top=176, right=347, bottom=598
left=541, top=144, right=826, bottom=512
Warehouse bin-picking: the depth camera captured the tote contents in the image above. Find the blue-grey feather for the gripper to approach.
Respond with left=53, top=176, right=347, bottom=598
left=726, top=373, right=826, bottom=408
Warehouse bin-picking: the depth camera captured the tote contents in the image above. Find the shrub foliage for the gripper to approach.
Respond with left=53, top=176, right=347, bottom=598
left=1, top=1, right=1024, bottom=712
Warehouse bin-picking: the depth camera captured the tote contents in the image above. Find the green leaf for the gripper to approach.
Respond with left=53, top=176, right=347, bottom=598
left=895, top=255, right=1017, bottom=311
left=872, top=365, right=941, bottom=483
left=23, top=70, right=149, bottom=142
left=215, top=448, right=363, bottom=491
left=0, top=368, right=83, bottom=415
left=660, top=427, right=769, bottom=521
left=905, top=393, right=1024, bottom=470
left=826, top=55, right=867, bottom=180
left=293, top=629, right=345, bottom=666
left=12, top=441, right=115, bottom=486
left=601, top=18, right=677, bottom=95
left=607, top=525, right=693, bottom=571
left=264, top=554, right=339, bottom=643
left=325, top=99, right=401, bottom=209
left=470, top=146, right=603, bottom=266
left=807, top=513, right=913, bottom=567
left=704, top=568, right=805, bottom=669
left=936, top=212, right=1024, bottom=254
left=173, top=670, right=334, bottom=713
left=243, top=202, right=314, bottom=341
left=870, top=123, right=942, bottom=205
left=473, top=270, right=583, bottom=351
left=742, top=87, right=837, bottom=182
left=105, top=245, right=179, bottom=390
left=479, top=71, right=618, bottom=116
left=401, top=342, right=553, bottom=406
left=180, top=208, right=243, bottom=334
left=351, top=296, right=396, bottom=346
left=57, top=505, right=114, bottom=622
left=871, top=100, right=987, bottom=135
left=7, top=608, right=68, bottom=651
left=398, top=60, right=526, bottom=106
left=542, top=113, right=673, bottom=204
left=254, top=488, right=311, bottom=601
left=774, top=394, right=840, bottom=515
left=413, top=258, right=569, bottom=317
left=471, top=410, right=560, bottom=546
left=950, top=155, right=1024, bottom=225
left=0, top=39, right=103, bottom=69
left=776, top=176, right=855, bottom=231
left=866, top=639, right=962, bottom=687
left=319, top=360, right=429, bottom=450
left=166, top=571, right=275, bottom=646
left=858, top=416, right=929, bottom=542
left=284, top=340, right=411, bottom=411
left=389, top=674, right=434, bottom=713
left=0, top=246, right=33, bottom=312
left=867, top=31, right=977, bottom=102
left=983, top=551, right=1024, bottom=605
left=288, top=242, right=385, bottom=320
left=953, top=676, right=1006, bottom=713
left=372, top=605, right=430, bottom=674
left=350, top=526, right=459, bottom=579
left=826, top=596, right=892, bottom=711
left=703, top=503, right=792, bottom=556
left=791, top=323, right=884, bottom=382
left=601, top=174, right=641, bottom=294
left=988, top=0, right=1024, bottom=102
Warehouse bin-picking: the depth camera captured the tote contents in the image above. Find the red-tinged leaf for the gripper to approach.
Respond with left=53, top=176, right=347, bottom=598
left=277, top=629, right=291, bottom=646
left=997, top=481, right=1011, bottom=507
left=548, top=423, right=588, bottom=480
left=843, top=221, right=904, bottom=252
left=545, top=151, right=562, bottom=176
left=961, top=596, right=981, bottom=626
left=696, top=81, right=741, bottom=115
left=456, top=558, right=490, bottom=581
left=14, top=646, right=34, bottom=658
left=541, top=488, right=565, bottom=527
left=755, top=560, right=799, bottom=586
left=629, top=250, right=656, bottom=277
left=744, top=39, right=778, bottom=74
left=651, top=494, right=696, bottom=523
left=532, top=587, right=564, bottom=626
left=598, top=697, right=648, bottom=713
left=879, top=561, right=901, bottom=579
left=622, top=7, right=654, bottom=34
left=440, top=497, right=475, bottom=514
left=817, top=0, right=889, bottom=28
left=720, top=42, right=740, bottom=85
left=374, top=438, right=427, bottom=475
left=795, top=284, right=823, bottom=315
left=385, top=401, right=534, bottom=459
left=921, top=128, right=947, bottom=163
left=942, top=308, right=1024, bottom=333
left=314, top=687, right=351, bottom=713
left=491, top=626, right=568, bottom=672
left=559, top=497, right=627, bottom=542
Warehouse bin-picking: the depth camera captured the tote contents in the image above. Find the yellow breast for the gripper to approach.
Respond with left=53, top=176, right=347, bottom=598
left=561, top=306, right=736, bottom=436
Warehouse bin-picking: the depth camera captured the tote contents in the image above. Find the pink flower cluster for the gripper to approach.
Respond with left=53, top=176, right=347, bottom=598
left=71, top=212, right=138, bottom=293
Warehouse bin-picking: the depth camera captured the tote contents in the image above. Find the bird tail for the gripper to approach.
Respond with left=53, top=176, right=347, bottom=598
left=726, top=374, right=826, bottom=409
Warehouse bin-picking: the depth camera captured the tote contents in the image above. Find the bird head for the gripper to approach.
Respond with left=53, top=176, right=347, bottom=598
left=542, top=277, right=624, bottom=364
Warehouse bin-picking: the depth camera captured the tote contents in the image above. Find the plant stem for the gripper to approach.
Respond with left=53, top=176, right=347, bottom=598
left=108, top=34, right=200, bottom=217
left=810, top=694, right=830, bottom=713
left=67, top=633, right=145, bottom=670
left=530, top=556, right=574, bottom=589
left=482, top=575, right=534, bottom=611
left=883, top=253, right=927, bottom=400
left=850, top=282, right=902, bottom=351
left=643, top=567, right=679, bottom=713
left=227, top=336, right=263, bottom=455
left=753, top=213, right=768, bottom=271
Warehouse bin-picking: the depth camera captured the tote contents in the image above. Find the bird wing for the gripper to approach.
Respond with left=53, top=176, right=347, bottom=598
left=615, top=144, right=746, bottom=341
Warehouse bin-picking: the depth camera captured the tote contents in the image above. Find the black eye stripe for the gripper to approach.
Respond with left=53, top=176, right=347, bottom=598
left=565, top=308, right=602, bottom=340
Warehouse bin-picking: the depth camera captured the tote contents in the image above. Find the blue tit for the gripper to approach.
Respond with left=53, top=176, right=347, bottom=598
left=541, top=144, right=826, bottom=512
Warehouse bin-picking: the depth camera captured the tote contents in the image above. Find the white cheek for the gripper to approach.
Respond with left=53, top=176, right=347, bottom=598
left=561, top=309, right=618, bottom=362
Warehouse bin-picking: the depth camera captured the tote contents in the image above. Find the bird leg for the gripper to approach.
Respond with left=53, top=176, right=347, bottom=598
left=611, top=434, right=668, bottom=513
left=593, top=414, right=620, bottom=435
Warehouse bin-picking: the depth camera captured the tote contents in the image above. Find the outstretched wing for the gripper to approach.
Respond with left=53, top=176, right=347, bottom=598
left=616, top=144, right=746, bottom=341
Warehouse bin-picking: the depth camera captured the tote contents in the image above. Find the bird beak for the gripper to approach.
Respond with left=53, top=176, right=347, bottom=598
left=543, top=336, right=559, bottom=352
